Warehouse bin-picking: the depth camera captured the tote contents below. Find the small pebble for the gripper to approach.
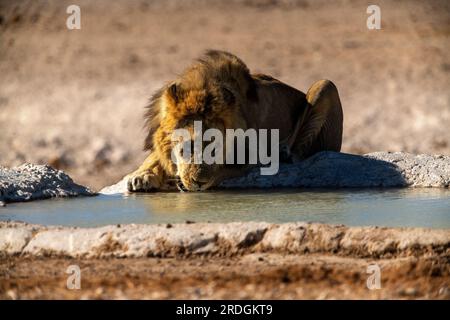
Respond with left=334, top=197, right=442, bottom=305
left=438, top=286, right=449, bottom=297
left=400, top=287, right=418, bottom=296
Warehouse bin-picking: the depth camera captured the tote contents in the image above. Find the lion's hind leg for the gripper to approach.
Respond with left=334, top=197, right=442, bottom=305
left=291, top=79, right=343, bottom=159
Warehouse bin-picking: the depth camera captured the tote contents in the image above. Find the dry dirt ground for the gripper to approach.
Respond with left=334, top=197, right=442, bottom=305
left=1, top=253, right=449, bottom=299
left=0, top=0, right=449, bottom=190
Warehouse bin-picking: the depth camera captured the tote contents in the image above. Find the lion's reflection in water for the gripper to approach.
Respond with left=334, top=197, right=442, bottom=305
left=128, top=188, right=450, bottom=228
left=131, top=190, right=349, bottom=223
left=130, top=190, right=346, bottom=221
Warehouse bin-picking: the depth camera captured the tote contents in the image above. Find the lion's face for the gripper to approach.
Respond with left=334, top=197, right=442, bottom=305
left=172, top=122, right=225, bottom=191
left=161, top=82, right=247, bottom=191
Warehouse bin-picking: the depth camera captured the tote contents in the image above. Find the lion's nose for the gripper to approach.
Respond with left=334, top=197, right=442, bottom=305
left=176, top=181, right=188, bottom=192
left=190, top=179, right=203, bottom=191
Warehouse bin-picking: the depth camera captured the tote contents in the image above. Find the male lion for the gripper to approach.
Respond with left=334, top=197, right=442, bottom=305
left=127, top=50, right=343, bottom=192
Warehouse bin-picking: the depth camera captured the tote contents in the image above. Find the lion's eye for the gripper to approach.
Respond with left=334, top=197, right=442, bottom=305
left=203, top=94, right=214, bottom=113
left=205, top=94, right=213, bottom=105
left=222, top=88, right=235, bottom=104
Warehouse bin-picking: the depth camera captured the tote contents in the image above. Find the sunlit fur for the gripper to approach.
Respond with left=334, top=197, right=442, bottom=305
left=143, top=50, right=253, bottom=190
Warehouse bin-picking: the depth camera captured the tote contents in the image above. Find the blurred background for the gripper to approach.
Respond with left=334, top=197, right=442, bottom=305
left=0, top=0, right=449, bottom=190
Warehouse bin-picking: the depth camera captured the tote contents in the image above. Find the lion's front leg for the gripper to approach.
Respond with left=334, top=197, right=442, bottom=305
left=127, top=153, right=176, bottom=192
left=127, top=169, right=162, bottom=192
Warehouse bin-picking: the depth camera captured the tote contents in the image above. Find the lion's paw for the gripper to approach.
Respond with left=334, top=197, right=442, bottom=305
left=127, top=172, right=160, bottom=192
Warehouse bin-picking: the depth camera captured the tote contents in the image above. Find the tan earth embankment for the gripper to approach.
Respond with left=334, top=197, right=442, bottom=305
left=1, top=221, right=448, bottom=299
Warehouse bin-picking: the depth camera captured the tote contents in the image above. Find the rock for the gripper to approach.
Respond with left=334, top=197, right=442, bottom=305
left=0, top=163, right=94, bottom=204
left=438, top=286, right=450, bottom=298
left=0, top=220, right=448, bottom=258
left=101, top=151, right=450, bottom=194
left=100, top=175, right=128, bottom=194
left=399, top=287, right=418, bottom=297
left=0, top=227, right=34, bottom=254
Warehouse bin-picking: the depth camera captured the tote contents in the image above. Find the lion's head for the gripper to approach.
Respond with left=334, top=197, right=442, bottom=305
left=143, top=50, right=256, bottom=191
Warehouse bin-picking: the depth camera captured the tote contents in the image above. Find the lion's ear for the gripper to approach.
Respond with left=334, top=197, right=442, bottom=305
left=167, top=83, right=180, bottom=103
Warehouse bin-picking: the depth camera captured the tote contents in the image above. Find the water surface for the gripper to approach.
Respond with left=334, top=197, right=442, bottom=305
left=1, top=188, right=449, bottom=228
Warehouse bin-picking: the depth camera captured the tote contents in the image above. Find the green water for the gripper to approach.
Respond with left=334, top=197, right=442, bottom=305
left=1, top=188, right=449, bottom=228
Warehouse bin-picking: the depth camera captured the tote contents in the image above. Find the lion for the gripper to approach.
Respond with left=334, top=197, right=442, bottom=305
left=127, top=50, right=343, bottom=192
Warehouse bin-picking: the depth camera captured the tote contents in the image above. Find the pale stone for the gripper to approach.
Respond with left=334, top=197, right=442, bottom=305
left=1, top=221, right=448, bottom=259
left=101, top=151, right=450, bottom=194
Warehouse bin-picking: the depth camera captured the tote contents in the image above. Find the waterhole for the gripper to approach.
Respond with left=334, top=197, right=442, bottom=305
left=1, top=188, right=449, bottom=229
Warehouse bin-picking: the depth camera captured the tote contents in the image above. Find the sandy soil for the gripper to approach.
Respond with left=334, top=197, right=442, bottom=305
left=1, top=0, right=449, bottom=190
left=0, top=253, right=448, bottom=299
